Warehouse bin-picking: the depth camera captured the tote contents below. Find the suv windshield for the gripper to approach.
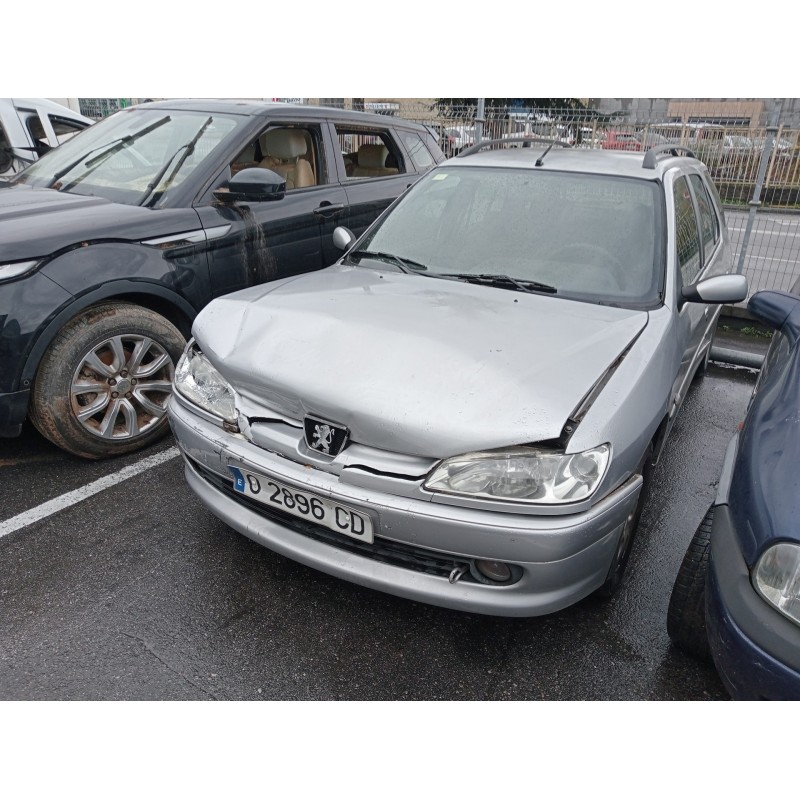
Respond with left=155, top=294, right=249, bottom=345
left=358, top=166, right=663, bottom=307
left=12, top=108, right=244, bottom=206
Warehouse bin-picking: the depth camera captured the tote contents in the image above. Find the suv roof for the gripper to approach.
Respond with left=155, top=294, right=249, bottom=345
left=133, top=99, right=430, bottom=131
left=450, top=143, right=702, bottom=181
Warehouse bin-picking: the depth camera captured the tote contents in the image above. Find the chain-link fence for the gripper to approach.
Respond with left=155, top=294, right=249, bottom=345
left=78, top=99, right=132, bottom=119
left=309, top=101, right=800, bottom=303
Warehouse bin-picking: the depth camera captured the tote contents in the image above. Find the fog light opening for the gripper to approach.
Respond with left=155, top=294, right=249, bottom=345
left=472, top=559, right=513, bottom=585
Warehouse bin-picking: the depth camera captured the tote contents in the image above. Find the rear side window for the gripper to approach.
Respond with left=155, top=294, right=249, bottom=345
left=688, top=174, right=719, bottom=258
left=673, top=176, right=701, bottom=285
left=401, top=131, right=435, bottom=170
left=333, top=125, right=406, bottom=179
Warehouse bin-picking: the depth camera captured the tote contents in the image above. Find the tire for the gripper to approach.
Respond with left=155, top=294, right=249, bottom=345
left=29, top=302, right=186, bottom=459
left=595, top=443, right=655, bottom=598
left=666, top=506, right=713, bottom=660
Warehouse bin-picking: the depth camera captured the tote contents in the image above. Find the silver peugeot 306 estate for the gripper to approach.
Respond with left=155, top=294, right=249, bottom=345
left=168, top=138, right=747, bottom=617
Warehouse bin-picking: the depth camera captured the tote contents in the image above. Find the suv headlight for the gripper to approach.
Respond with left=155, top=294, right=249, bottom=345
left=174, top=344, right=236, bottom=423
left=0, top=260, right=39, bottom=282
left=423, top=444, right=610, bottom=504
left=753, top=543, right=800, bottom=627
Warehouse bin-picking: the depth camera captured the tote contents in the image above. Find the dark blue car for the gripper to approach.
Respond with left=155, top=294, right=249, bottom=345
left=667, top=277, right=800, bottom=700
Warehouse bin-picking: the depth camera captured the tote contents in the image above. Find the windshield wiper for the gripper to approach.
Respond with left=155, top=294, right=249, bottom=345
left=442, top=273, right=557, bottom=294
left=139, top=116, right=213, bottom=207
left=346, top=249, right=429, bottom=273
left=48, top=115, right=171, bottom=190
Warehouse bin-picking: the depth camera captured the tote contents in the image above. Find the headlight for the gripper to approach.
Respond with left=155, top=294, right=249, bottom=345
left=0, top=260, right=39, bottom=281
left=423, top=444, right=610, bottom=504
left=753, top=543, right=800, bottom=627
left=174, top=344, right=236, bottom=423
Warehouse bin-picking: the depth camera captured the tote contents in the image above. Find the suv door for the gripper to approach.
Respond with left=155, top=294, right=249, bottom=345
left=327, top=121, right=416, bottom=238
left=194, top=118, right=348, bottom=297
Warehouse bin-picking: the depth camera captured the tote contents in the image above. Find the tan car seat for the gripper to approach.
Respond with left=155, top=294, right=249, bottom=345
left=259, top=128, right=316, bottom=189
left=353, top=143, right=398, bottom=177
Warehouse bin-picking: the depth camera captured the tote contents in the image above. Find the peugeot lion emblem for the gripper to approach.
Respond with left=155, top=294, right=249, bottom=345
left=304, top=416, right=349, bottom=457
left=312, top=424, right=334, bottom=454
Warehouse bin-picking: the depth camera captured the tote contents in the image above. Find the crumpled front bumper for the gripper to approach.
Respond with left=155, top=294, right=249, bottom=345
left=169, top=395, right=642, bottom=617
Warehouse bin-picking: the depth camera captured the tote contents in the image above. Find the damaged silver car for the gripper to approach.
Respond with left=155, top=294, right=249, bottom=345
left=168, top=138, right=747, bottom=616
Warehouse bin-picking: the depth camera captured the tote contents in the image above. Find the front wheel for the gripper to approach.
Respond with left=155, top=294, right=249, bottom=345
left=666, top=506, right=714, bottom=660
left=30, top=302, right=186, bottom=459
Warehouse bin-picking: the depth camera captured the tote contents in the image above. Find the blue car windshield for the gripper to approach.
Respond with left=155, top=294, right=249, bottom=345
left=13, top=108, right=244, bottom=206
left=359, top=166, right=664, bottom=307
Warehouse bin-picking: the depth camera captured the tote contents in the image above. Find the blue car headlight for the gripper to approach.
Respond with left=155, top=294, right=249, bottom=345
left=753, top=543, right=800, bottom=628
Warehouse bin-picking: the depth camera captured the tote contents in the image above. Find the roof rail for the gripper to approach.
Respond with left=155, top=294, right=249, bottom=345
left=642, top=143, right=697, bottom=169
left=456, top=136, right=573, bottom=158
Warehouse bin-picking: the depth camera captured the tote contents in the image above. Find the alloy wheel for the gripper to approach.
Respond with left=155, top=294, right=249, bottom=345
left=69, top=334, right=174, bottom=440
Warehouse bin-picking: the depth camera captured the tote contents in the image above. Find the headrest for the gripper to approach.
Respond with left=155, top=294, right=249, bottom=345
left=261, top=128, right=307, bottom=160
left=357, top=143, right=389, bottom=169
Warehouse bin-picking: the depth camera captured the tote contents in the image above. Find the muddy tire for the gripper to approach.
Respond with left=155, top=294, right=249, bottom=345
left=29, top=302, right=186, bottom=459
left=667, top=506, right=713, bottom=660
left=595, top=443, right=655, bottom=599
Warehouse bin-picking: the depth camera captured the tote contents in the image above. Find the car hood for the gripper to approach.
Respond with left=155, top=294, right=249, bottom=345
left=194, top=265, right=649, bottom=458
left=0, top=184, right=200, bottom=262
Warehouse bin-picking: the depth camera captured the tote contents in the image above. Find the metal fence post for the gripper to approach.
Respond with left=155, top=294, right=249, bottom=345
left=736, top=101, right=783, bottom=274
left=475, top=99, right=485, bottom=145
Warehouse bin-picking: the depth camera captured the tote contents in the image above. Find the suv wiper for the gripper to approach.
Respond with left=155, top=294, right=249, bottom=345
left=139, top=116, right=213, bottom=207
left=347, top=249, right=429, bottom=273
left=442, top=273, right=557, bottom=294
left=48, top=115, right=171, bottom=190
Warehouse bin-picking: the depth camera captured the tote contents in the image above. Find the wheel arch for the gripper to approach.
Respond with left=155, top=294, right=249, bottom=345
left=20, top=281, right=197, bottom=388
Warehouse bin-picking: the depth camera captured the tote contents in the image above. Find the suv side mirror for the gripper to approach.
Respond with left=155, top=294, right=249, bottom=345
left=333, top=226, right=357, bottom=252
left=682, top=274, right=748, bottom=305
left=214, top=168, right=285, bottom=203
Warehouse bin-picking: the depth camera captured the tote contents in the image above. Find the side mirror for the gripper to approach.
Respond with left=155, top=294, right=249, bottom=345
left=333, top=226, right=357, bottom=252
left=748, top=290, right=800, bottom=330
left=682, top=274, right=748, bottom=305
left=214, top=167, right=285, bottom=203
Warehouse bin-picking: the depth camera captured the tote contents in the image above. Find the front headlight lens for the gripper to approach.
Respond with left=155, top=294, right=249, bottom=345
left=753, top=543, right=800, bottom=627
left=0, top=260, right=39, bottom=281
left=423, top=444, right=610, bottom=504
left=174, top=344, right=236, bottom=423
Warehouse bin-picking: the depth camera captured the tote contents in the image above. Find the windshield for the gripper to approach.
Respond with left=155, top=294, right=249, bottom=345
left=13, top=108, right=244, bottom=206
left=357, top=166, right=663, bottom=307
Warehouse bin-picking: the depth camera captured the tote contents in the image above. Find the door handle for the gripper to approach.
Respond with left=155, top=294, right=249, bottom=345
left=314, top=202, right=345, bottom=216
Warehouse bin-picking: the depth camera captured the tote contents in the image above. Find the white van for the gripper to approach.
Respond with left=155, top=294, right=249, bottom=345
left=0, top=98, right=93, bottom=177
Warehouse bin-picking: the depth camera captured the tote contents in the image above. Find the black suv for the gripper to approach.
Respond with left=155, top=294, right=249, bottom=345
left=0, top=100, right=443, bottom=458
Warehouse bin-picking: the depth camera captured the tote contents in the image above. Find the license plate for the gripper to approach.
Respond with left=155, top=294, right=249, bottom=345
left=229, top=465, right=374, bottom=544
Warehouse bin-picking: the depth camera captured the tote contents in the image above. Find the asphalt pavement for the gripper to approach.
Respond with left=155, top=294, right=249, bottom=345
left=0, top=343, right=762, bottom=701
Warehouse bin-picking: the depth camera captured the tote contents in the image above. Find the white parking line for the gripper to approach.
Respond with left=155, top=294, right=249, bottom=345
left=0, top=446, right=180, bottom=540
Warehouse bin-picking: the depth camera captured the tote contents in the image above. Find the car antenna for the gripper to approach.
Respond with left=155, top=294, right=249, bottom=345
left=535, top=142, right=556, bottom=167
